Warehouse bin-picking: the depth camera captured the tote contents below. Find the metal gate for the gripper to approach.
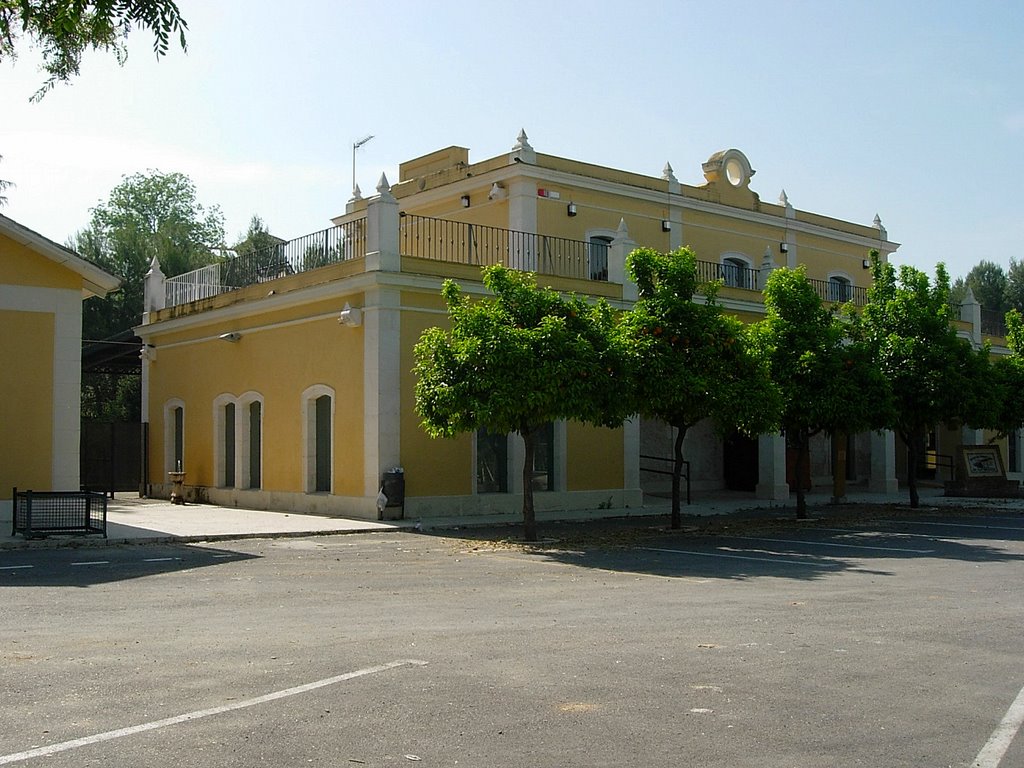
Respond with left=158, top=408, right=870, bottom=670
left=80, top=422, right=142, bottom=496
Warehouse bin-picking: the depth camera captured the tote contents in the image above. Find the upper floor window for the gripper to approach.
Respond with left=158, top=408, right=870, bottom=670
left=588, top=235, right=612, bottom=282
left=720, top=255, right=754, bottom=289
left=828, top=274, right=853, bottom=303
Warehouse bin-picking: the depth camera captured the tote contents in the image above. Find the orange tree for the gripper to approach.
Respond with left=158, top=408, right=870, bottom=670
left=855, top=252, right=991, bottom=507
left=413, top=265, right=633, bottom=542
left=751, top=267, right=889, bottom=519
left=621, top=247, right=779, bottom=529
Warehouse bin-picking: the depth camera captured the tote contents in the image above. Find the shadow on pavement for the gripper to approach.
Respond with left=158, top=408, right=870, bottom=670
left=0, top=541, right=260, bottom=587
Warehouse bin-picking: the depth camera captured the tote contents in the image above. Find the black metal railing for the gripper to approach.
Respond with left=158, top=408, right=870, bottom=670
left=981, top=308, right=1008, bottom=338
left=694, top=260, right=759, bottom=291
left=399, top=214, right=604, bottom=281
left=12, top=487, right=107, bottom=538
left=806, top=277, right=868, bottom=306
left=165, top=219, right=366, bottom=306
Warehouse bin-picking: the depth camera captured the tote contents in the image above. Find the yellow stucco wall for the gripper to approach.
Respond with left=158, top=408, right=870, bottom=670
left=0, top=238, right=81, bottom=290
left=147, top=304, right=364, bottom=494
left=0, top=310, right=54, bottom=493
left=399, top=290, right=472, bottom=497
left=566, top=421, right=624, bottom=491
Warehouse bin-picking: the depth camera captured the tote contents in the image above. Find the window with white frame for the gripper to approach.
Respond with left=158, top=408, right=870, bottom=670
left=302, top=385, right=334, bottom=493
left=164, top=399, right=185, bottom=474
left=720, top=254, right=754, bottom=289
left=828, top=274, right=853, bottom=303
left=240, top=395, right=263, bottom=490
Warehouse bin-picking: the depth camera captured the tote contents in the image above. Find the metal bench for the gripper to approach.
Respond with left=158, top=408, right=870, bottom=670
left=11, top=488, right=108, bottom=538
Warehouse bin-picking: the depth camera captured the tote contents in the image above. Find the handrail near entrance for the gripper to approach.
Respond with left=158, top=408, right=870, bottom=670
left=640, top=454, right=690, bottom=505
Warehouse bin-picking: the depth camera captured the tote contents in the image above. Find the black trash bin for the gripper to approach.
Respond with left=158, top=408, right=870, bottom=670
left=380, top=469, right=405, bottom=520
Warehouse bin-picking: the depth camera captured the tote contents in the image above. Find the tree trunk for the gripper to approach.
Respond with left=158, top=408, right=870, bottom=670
left=794, top=430, right=808, bottom=520
left=520, top=428, right=538, bottom=541
left=670, top=424, right=689, bottom=530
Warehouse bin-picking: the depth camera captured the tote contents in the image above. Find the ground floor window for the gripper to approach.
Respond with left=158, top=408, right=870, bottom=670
left=477, top=428, right=508, bottom=493
left=164, top=399, right=185, bottom=474
left=246, top=399, right=262, bottom=488
left=303, top=385, right=334, bottom=493
left=531, top=422, right=555, bottom=492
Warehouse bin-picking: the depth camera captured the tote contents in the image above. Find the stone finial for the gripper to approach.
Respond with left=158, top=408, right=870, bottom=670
left=615, top=217, right=629, bottom=239
left=146, top=255, right=164, bottom=280
left=762, top=246, right=775, bottom=267
left=350, top=184, right=363, bottom=202
left=779, top=189, right=789, bottom=206
left=873, top=213, right=887, bottom=239
left=511, top=128, right=536, bottom=164
left=662, top=162, right=678, bottom=183
left=963, top=286, right=978, bottom=306
left=374, top=173, right=396, bottom=203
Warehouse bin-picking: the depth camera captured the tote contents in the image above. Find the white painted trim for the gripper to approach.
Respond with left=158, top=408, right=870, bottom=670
left=238, top=391, right=264, bottom=490
left=163, top=398, right=185, bottom=475
left=302, top=384, right=335, bottom=494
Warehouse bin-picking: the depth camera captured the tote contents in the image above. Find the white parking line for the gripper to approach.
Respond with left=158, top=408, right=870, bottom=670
left=973, top=683, right=1024, bottom=768
left=70, top=561, right=109, bottom=566
left=726, top=536, right=934, bottom=554
left=879, top=520, right=1024, bottom=532
left=142, top=557, right=180, bottom=563
left=640, top=547, right=821, bottom=566
left=0, top=659, right=428, bottom=766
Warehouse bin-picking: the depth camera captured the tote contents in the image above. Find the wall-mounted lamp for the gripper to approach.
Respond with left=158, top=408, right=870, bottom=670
left=567, top=202, right=578, bottom=217
left=460, top=194, right=470, bottom=208
left=779, top=242, right=789, bottom=253
left=339, top=302, right=363, bottom=327
left=662, top=220, right=672, bottom=232
left=862, top=258, right=871, bottom=269
left=140, top=345, right=156, bottom=361
left=219, top=332, right=241, bottom=343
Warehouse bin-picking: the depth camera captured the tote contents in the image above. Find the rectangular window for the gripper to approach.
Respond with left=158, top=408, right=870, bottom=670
left=315, top=395, right=332, bottom=492
left=249, top=401, right=262, bottom=489
left=224, top=403, right=236, bottom=487
left=477, top=428, right=508, bottom=493
left=173, top=406, right=184, bottom=472
left=531, top=422, right=555, bottom=492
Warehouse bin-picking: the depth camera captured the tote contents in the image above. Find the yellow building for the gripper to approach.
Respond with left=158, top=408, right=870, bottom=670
left=138, top=131, right=1011, bottom=519
left=0, top=215, right=120, bottom=524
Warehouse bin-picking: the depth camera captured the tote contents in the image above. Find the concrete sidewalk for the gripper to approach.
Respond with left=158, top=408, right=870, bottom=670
left=4, top=486, right=1021, bottom=550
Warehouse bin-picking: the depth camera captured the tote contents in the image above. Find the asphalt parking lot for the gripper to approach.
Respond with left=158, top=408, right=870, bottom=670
left=1, top=507, right=1022, bottom=767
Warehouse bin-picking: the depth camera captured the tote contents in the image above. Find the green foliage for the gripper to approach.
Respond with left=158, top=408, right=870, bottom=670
left=1006, top=259, right=1024, bottom=314
left=752, top=266, right=889, bottom=517
left=70, top=170, right=223, bottom=421
left=0, top=154, right=11, bottom=206
left=622, top=247, right=779, bottom=527
left=986, top=309, right=1024, bottom=439
left=414, top=265, right=632, bottom=540
left=857, top=251, right=989, bottom=506
left=950, top=260, right=1008, bottom=312
left=0, top=0, right=188, bottom=100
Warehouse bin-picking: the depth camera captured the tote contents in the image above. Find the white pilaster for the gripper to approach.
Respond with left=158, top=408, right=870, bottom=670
left=869, top=430, right=899, bottom=493
left=960, top=287, right=982, bottom=347
left=609, top=219, right=638, bottom=302
left=507, top=178, right=538, bottom=271
left=756, top=432, right=789, bottom=500
left=365, top=174, right=401, bottom=273
left=363, top=286, right=402, bottom=497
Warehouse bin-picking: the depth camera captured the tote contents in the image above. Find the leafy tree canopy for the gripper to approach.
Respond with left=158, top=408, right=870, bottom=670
left=414, top=264, right=632, bottom=540
left=1005, top=258, right=1024, bottom=315
left=72, top=170, right=223, bottom=421
left=951, top=259, right=1008, bottom=313
left=752, top=266, right=889, bottom=517
left=857, top=251, right=989, bottom=506
left=622, top=247, right=779, bottom=527
left=1, top=0, right=188, bottom=100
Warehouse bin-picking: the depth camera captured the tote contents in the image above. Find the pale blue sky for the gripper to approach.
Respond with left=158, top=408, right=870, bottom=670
left=2, top=0, right=1021, bottom=279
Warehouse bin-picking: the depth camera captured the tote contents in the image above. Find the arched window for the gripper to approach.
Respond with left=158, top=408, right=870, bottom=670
left=163, top=399, right=185, bottom=474
left=720, top=254, right=754, bottom=289
left=239, top=393, right=263, bottom=490
left=828, top=274, right=853, bottom=303
left=213, top=394, right=237, bottom=488
left=476, top=428, right=508, bottom=493
left=302, top=385, right=334, bottom=493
